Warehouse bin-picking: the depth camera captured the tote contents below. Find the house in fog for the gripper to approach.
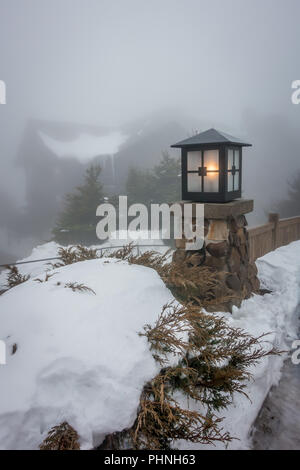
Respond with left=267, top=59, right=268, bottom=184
left=16, top=117, right=184, bottom=240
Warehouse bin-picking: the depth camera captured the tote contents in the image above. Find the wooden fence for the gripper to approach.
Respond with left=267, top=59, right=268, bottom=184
left=248, top=213, right=300, bottom=262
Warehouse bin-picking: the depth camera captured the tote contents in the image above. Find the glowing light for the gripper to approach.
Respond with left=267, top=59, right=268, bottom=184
left=207, top=164, right=219, bottom=173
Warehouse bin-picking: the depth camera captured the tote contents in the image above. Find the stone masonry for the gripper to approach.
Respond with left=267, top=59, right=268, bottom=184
left=173, top=199, right=260, bottom=311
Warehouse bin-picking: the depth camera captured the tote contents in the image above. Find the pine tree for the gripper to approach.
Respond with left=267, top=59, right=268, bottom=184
left=126, top=153, right=181, bottom=206
left=152, top=152, right=181, bottom=203
left=126, top=167, right=155, bottom=206
left=53, top=164, right=103, bottom=244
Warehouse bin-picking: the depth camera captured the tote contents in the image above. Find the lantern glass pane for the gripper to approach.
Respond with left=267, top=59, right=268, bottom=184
left=228, top=173, right=234, bottom=191
left=204, top=150, right=219, bottom=171
left=228, top=149, right=234, bottom=170
left=187, top=151, right=201, bottom=171
left=234, top=149, right=240, bottom=169
left=188, top=173, right=202, bottom=192
left=234, top=172, right=240, bottom=191
left=204, top=172, right=218, bottom=192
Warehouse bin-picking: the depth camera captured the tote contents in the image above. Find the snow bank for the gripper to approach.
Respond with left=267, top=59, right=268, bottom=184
left=0, top=258, right=172, bottom=449
left=177, top=241, right=300, bottom=450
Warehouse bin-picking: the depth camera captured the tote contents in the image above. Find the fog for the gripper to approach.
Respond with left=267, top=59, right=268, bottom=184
left=0, top=0, right=300, bottom=262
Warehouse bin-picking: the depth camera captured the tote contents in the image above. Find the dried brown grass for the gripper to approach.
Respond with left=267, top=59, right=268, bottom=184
left=5, top=265, right=30, bottom=289
left=39, top=422, right=80, bottom=450
left=129, top=302, right=280, bottom=449
left=49, top=245, right=99, bottom=268
left=64, top=282, right=96, bottom=295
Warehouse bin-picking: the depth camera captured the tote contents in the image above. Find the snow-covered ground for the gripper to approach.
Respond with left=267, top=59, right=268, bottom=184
left=0, top=240, right=300, bottom=450
left=0, top=257, right=172, bottom=449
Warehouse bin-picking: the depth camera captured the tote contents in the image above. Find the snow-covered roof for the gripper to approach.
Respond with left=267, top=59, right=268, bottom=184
left=38, top=130, right=128, bottom=163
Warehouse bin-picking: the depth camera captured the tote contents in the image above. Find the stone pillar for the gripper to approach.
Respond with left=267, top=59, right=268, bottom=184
left=173, top=199, right=260, bottom=310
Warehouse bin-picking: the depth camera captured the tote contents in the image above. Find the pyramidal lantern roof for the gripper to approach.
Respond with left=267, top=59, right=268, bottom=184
left=171, top=128, right=252, bottom=148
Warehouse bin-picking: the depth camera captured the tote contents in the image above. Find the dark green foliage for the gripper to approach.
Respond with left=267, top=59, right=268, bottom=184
left=125, top=153, right=180, bottom=243
left=126, top=152, right=181, bottom=206
left=152, top=152, right=181, bottom=204
left=58, top=164, right=103, bottom=226
left=53, top=164, right=103, bottom=244
left=126, top=167, right=155, bottom=206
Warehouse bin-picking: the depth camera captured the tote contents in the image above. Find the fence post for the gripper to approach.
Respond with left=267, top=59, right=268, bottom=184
left=268, top=213, right=279, bottom=250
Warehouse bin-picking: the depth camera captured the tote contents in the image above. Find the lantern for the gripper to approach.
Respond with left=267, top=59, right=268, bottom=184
left=171, top=128, right=251, bottom=203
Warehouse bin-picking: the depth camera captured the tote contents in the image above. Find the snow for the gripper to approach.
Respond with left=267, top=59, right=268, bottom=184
left=39, top=130, right=128, bottom=163
left=0, top=257, right=172, bottom=449
left=0, top=240, right=300, bottom=450
left=0, top=242, right=61, bottom=289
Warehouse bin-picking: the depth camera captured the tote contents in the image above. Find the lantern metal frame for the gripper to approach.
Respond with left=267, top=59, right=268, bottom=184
left=171, top=129, right=251, bottom=203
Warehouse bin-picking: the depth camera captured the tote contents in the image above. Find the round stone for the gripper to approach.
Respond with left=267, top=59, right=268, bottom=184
left=206, top=241, right=229, bottom=258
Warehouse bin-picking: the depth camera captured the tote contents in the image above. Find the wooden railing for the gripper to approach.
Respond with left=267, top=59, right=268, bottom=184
left=248, top=213, right=300, bottom=262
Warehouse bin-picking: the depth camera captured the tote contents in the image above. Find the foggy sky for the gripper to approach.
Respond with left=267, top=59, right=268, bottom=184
left=0, top=0, right=300, bottom=256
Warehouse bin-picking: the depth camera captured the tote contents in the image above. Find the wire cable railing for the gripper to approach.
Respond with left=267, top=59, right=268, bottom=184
left=0, top=243, right=173, bottom=268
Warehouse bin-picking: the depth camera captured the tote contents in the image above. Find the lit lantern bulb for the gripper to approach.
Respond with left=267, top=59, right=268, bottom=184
left=207, top=164, right=218, bottom=173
